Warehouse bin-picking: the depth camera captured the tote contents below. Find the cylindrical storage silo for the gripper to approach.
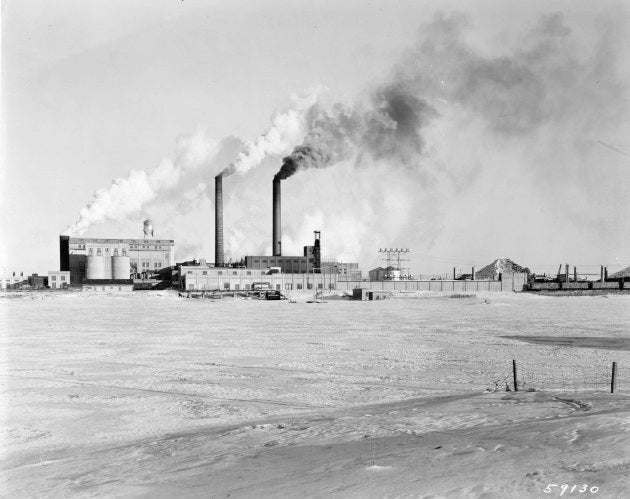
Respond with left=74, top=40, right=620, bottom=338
left=112, top=256, right=131, bottom=280
left=87, top=256, right=112, bottom=280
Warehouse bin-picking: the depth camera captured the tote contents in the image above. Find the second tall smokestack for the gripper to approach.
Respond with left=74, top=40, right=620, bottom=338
left=273, top=177, right=281, bottom=256
left=215, top=175, right=224, bottom=266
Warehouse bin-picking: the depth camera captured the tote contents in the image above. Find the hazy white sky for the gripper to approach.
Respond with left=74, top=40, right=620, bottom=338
left=2, top=0, right=629, bottom=276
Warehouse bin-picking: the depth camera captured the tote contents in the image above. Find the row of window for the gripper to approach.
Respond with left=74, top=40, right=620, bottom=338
left=284, top=283, right=329, bottom=290
left=187, top=270, right=254, bottom=276
left=200, top=270, right=252, bottom=276
left=188, top=283, right=334, bottom=291
left=89, top=248, right=127, bottom=256
left=87, top=246, right=167, bottom=255
left=84, top=286, right=128, bottom=291
left=77, top=243, right=171, bottom=251
left=50, top=275, right=66, bottom=281
left=251, top=259, right=314, bottom=264
left=140, top=262, right=162, bottom=269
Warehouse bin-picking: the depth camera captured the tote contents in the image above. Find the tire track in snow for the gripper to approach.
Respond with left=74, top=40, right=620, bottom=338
left=0, top=373, right=334, bottom=409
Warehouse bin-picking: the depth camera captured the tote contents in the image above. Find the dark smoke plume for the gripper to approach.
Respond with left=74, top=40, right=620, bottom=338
left=276, top=84, right=438, bottom=180
left=276, top=11, right=627, bottom=183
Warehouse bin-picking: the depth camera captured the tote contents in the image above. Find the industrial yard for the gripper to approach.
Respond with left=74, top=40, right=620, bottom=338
left=2, top=291, right=629, bottom=497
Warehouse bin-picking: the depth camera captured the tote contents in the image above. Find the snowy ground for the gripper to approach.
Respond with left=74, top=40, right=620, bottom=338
left=1, top=291, right=629, bottom=497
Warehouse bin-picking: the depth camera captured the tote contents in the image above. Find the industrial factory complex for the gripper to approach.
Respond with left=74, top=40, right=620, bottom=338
left=2, top=170, right=628, bottom=295
left=59, top=224, right=175, bottom=282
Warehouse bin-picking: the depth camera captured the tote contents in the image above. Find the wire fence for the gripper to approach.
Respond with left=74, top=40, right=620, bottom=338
left=490, top=361, right=627, bottom=394
left=371, top=361, right=627, bottom=397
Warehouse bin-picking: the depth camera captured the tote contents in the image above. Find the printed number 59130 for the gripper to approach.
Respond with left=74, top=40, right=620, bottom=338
left=543, top=484, right=599, bottom=494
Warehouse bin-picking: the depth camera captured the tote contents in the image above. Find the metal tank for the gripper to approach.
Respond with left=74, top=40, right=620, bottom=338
left=111, top=256, right=131, bottom=280
left=86, top=256, right=112, bottom=280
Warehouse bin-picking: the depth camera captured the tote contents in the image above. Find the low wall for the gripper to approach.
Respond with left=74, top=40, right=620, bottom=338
left=336, top=280, right=504, bottom=292
left=530, top=282, right=560, bottom=290
left=530, top=281, right=624, bottom=291
left=561, top=282, right=590, bottom=290
left=592, top=281, right=622, bottom=290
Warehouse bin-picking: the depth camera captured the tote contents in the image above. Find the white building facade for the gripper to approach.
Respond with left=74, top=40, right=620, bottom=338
left=48, top=271, right=71, bottom=289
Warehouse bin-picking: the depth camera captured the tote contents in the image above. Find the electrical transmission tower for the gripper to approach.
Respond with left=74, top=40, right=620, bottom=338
left=378, top=248, right=410, bottom=277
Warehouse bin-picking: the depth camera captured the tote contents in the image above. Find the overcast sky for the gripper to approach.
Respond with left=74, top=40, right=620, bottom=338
left=2, top=0, right=629, bottom=276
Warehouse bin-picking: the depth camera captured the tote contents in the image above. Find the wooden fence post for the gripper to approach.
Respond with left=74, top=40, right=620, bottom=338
left=611, top=362, right=617, bottom=394
left=513, top=359, right=518, bottom=392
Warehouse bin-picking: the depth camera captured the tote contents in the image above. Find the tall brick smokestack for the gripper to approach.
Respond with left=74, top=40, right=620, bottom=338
left=215, top=175, right=224, bottom=266
left=272, top=176, right=281, bottom=256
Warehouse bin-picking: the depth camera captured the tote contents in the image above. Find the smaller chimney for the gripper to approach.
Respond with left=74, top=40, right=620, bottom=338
left=143, top=219, right=153, bottom=238
left=313, top=231, right=321, bottom=272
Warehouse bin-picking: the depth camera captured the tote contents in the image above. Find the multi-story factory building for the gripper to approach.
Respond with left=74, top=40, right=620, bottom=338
left=321, top=261, right=362, bottom=281
left=59, top=235, right=175, bottom=284
left=244, top=256, right=313, bottom=273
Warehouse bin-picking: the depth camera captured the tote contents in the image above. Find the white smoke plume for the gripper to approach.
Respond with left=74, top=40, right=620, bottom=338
left=65, top=88, right=323, bottom=235
left=219, top=86, right=324, bottom=177
left=63, top=129, right=219, bottom=235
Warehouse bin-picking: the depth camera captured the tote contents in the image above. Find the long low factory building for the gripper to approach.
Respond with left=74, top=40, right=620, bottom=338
left=180, top=266, right=528, bottom=292
left=181, top=266, right=341, bottom=291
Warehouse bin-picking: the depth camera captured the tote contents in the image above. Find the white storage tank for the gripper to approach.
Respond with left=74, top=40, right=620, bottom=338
left=112, top=256, right=131, bottom=280
left=86, top=256, right=112, bottom=280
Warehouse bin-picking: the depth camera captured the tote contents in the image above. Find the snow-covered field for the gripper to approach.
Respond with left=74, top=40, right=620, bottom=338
left=1, top=291, right=629, bottom=498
